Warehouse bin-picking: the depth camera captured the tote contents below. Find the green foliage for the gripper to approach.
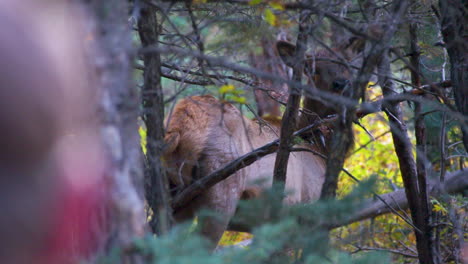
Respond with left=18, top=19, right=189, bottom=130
left=336, top=89, right=416, bottom=262
left=342, top=113, right=402, bottom=197
left=101, top=180, right=388, bottom=264
left=133, top=1, right=467, bottom=263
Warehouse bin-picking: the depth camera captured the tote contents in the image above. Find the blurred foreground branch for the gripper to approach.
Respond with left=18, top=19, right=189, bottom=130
left=228, top=170, right=467, bottom=232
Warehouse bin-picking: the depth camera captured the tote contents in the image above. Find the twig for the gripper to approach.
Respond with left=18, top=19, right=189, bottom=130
left=350, top=244, right=418, bottom=258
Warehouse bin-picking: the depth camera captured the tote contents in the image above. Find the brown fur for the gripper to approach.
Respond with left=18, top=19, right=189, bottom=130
left=164, top=95, right=326, bottom=244
left=163, top=40, right=361, bottom=246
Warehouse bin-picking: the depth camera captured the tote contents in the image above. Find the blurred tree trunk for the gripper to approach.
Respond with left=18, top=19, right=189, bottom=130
left=83, top=0, right=146, bottom=261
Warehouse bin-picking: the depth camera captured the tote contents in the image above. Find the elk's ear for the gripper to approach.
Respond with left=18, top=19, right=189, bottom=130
left=347, top=37, right=365, bottom=53
left=276, top=41, right=297, bottom=67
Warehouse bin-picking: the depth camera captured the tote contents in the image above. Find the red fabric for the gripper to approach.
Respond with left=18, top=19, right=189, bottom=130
left=40, top=177, right=108, bottom=264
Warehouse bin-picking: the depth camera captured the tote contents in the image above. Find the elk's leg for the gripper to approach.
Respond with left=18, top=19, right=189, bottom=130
left=192, top=175, right=241, bottom=248
left=172, top=176, right=241, bottom=248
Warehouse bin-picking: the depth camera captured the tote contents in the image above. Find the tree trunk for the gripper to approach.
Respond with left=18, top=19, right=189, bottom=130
left=439, top=0, right=468, bottom=153
left=84, top=0, right=146, bottom=260
left=138, top=4, right=173, bottom=235
left=380, top=52, right=434, bottom=264
left=410, top=17, right=434, bottom=263
left=273, top=12, right=308, bottom=185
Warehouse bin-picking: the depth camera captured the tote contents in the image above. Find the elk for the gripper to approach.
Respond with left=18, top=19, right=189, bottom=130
left=163, top=38, right=362, bottom=246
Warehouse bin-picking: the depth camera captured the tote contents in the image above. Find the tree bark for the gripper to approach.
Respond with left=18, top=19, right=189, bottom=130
left=138, top=5, right=173, bottom=235
left=409, top=17, right=434, bottom=263
left=380, top=50, right=434, bottom=264
left=439, top=0, right=468, bottom=153
left=273, top=12, right=308, bottom=185
left=320, top=0, right=407, bottom=200
left=85, top=0, right=146, bottom=261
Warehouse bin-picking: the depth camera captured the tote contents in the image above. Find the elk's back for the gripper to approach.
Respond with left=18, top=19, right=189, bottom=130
left=164, top=95, right=326, bottom=203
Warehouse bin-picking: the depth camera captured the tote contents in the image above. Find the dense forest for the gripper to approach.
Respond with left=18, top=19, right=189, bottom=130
left=0, top=0, right=466, bottom=263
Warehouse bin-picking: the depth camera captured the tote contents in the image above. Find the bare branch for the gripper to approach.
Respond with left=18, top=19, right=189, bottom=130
left=171, top=121, right=324, bottom=210
left=334, top=170, right=468, bottom=228
left=350, top=245, right=418, bottom=258
left=356, top=81, right=455, bottom=118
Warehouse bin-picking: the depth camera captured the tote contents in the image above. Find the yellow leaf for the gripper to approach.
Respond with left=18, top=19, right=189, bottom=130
left=367, top=81, right=377, bottom=88
left=249, top=0, right=262, bottom=5
left=234, top=97, right=246, bottom=104
left=227, top=95, right=247, bottom=104
left=264, top=8, right=277, bottom=26
left=433, top=204, right=447, bottom=215
left=219, top=84, right=235, bottom=94
left=431, top=199, right=448, bottom=215
left=219, top=231, right=253, bottom=246
left=269, top=2, right=284, bottom=10
left=230, top=89, right=245, bottom=95
left=139, top=126, right=147, bottom=155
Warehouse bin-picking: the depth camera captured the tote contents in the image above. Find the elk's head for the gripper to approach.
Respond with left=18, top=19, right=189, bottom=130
left=276, top=38, right=364, bottom=119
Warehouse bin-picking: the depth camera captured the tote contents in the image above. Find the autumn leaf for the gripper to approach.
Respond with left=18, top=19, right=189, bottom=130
left=219, top=84, right=235, bottom=94
left=264, top=8, right=277, bottom=26
left=269, top=1, right=284, bottom=10
left=226, top=94, right=247, bottom=104
left=248, top=0, right=262, bottom=5
left=431, top=199, right=448, bottom=215
left=139, top=126, right=147, bottom=155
